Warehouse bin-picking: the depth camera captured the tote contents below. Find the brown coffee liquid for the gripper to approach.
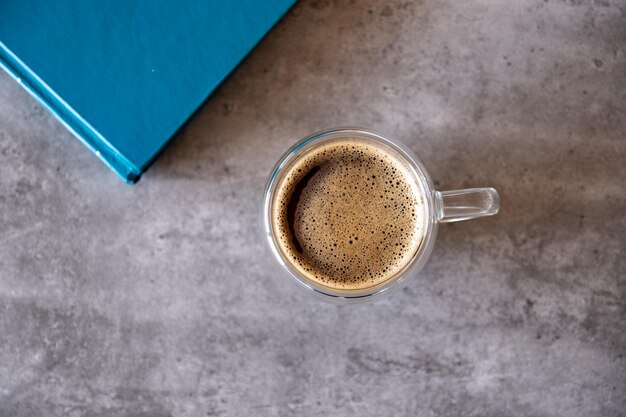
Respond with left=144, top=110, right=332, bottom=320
left=271, top=137, right=427, bottom=291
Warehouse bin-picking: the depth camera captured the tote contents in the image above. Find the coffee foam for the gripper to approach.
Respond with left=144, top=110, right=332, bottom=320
left=271, top=137, right=427, bottom=291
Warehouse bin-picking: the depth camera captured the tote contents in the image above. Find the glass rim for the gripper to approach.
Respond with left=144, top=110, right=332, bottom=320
left=262, top=127, right=440, bottom=303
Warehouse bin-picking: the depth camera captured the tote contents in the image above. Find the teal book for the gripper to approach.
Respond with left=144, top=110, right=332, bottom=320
left=0, top=0, right=295, bottom=183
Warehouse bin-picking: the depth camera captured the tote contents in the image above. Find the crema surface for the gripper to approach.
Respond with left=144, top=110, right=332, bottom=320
left=271, top=138, right=427, bottom=290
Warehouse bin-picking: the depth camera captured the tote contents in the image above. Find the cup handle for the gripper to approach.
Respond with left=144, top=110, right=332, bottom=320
left=434, top=188, right=500, bottom=223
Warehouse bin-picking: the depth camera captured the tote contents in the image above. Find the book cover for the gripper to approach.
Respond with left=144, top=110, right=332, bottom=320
left=0, top=0, right=296, bottom=183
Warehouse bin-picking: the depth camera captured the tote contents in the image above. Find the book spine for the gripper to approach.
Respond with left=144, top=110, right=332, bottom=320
left=0, top=42, right=141, bottom=183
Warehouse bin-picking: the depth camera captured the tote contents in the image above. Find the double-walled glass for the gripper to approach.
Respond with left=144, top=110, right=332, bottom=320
left=263, top=128, right=499, bottom=303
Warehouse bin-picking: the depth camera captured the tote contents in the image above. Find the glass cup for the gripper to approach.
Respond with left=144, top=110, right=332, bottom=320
left=262, top=128, right=499, bottom=303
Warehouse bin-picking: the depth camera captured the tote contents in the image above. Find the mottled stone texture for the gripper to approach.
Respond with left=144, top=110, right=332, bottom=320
left=1, top=0, right=625, bottom=416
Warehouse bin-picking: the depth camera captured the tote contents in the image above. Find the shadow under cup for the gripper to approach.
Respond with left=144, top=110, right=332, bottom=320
left=262, top=128, right=499, bottom=304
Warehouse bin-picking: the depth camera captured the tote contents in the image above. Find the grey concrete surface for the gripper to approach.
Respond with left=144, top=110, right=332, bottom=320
left=1, top=0, right=625, bottom=416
